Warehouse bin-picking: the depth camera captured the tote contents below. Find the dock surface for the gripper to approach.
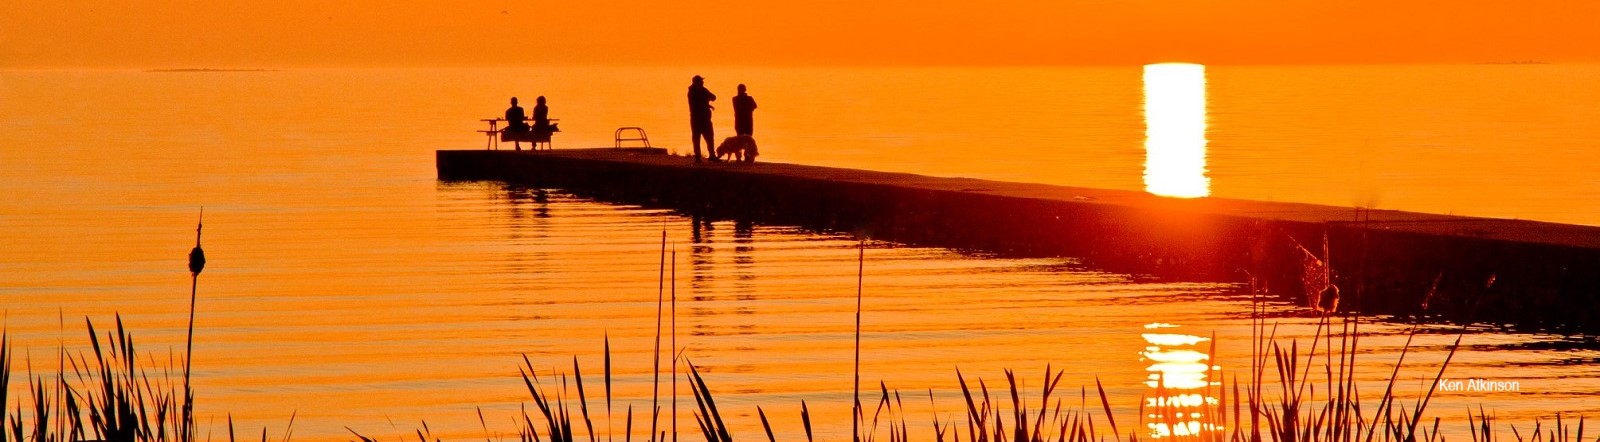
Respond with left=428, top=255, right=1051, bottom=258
left=439, top=148, right=1600, bottom=328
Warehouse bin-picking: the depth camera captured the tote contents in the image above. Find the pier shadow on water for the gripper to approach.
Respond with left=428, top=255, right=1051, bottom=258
left=458, top=168, right=1600, bottom=333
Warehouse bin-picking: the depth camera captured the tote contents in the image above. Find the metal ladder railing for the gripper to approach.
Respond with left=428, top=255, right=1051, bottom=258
left=614, top=127, right=652, bottom=149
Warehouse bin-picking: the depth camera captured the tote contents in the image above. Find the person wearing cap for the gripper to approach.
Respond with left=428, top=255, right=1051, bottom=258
left=732, top=84, right=757, bottom=137
left=687, top=75, right=717, bottom=162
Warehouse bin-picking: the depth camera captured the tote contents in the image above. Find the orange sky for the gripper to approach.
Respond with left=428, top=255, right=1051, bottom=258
left=4, top=0, right=1598, bottom=68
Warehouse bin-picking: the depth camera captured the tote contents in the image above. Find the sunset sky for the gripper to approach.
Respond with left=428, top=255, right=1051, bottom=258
left=4, top=0, right=1599, bottom=68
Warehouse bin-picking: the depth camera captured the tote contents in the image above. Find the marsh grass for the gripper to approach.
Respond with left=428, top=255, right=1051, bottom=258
left=467, top=315, right=1584, bottom=442
left=427, top=262, right=1592, bottom=442
left=7, top=227, right=1593, bottom=442
left=9, top=304, right=1589, bottom=442
left=1469, top=410, right=1588, bottom=442
left=0, top=214, right=302, bottom=442
left=346, top=237, right=1593, bottom=442
left=1, top=317, right=195, bottom=442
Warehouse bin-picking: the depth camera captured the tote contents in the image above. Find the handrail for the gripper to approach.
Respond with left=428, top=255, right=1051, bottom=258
left=614, top=127, right=652, bottom=149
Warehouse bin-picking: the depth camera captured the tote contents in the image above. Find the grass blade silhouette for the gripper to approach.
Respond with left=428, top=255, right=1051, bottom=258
left=653, top=228, right=666, bottom=442
left=758, top=407, right=776, bottom=442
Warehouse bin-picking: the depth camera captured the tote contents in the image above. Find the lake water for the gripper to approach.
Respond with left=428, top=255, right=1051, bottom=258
left=2, top=65, right=1599, bottom=442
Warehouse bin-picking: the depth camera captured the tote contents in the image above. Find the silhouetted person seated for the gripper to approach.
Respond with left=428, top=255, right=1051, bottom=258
left=505, top=97, right=529, bottom=134
left=501, top=96, right=558, bottom=150
left=531, top=96, right=555, bottom=135
left=534, top=95, right=553, bottom=132
left=503, top=96, right=534, bottom=150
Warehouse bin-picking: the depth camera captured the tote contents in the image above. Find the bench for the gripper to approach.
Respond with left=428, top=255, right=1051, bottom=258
left=481, top=119, right=560, bottom=150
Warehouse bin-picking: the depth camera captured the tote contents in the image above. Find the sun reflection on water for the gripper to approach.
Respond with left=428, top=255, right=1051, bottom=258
left=1141, top=323, right=1222, bottom=439
left=1143, top=63, right=1210, bottom=198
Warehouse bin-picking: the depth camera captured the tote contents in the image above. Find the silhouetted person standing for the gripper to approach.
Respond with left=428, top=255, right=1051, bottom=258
left=733, top=84, right=757, bottom=136
left=688, top=75, right=717, bottom=162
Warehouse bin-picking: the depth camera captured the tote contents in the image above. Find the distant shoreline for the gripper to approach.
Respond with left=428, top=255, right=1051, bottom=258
left=146, top=68, right=278, bottom=73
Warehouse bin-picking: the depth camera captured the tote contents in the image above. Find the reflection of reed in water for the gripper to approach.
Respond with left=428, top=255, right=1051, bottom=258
left=1142, top=323, right=1221, bottom=440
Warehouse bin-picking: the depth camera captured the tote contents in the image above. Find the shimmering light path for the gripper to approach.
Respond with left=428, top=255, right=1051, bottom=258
left=1143, top=63, right=1211, bottom=198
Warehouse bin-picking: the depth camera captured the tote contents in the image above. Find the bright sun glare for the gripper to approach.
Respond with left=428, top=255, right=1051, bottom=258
left=1143, top=63, right=1210, bottom=198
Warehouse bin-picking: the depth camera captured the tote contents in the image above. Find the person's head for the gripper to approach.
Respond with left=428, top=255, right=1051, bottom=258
left=536, top=96, right=546, bottom=105
left=737, top=84, right=747, bottom=94
left=692, top=75, right=704, bottom=85
left=510, top=97, right=519, bottom=106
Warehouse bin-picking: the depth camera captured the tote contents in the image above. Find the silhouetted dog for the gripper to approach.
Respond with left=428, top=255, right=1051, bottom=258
left=714, top=135, right=759, bottom=163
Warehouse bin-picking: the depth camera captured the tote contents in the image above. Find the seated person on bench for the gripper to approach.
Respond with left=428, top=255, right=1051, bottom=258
left=504, top=96, right=529, bottom=136
left=505, top=97, right=531, bottom=128
left=531, top=96, right=552, bottom=135
left=501, top=96, right=557, bottom=149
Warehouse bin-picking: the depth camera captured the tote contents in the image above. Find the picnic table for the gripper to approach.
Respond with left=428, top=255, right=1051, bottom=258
left=479, top=118, right=559, bottom=150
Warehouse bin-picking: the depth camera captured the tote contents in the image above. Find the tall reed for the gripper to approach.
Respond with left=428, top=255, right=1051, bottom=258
left=854, top=240, right=865, bottom=442
left=460, top=244, right=1591, bottom=442
left=671, top=247, right=679, bottom=442
left=653, top=228, right=667, bottom=442
left=183, top=210, right=205, bottom=442
left=14, top=221, right=1594, bottom=442
left=2, top=317, right=195, bottom=442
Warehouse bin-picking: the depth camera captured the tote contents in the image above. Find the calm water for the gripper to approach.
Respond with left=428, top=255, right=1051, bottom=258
left=2, top=66, right=1599, bottom=442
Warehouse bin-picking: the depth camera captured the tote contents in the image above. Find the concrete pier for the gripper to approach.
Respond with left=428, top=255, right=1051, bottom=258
left=438, top=148, right=1600, bottom=329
